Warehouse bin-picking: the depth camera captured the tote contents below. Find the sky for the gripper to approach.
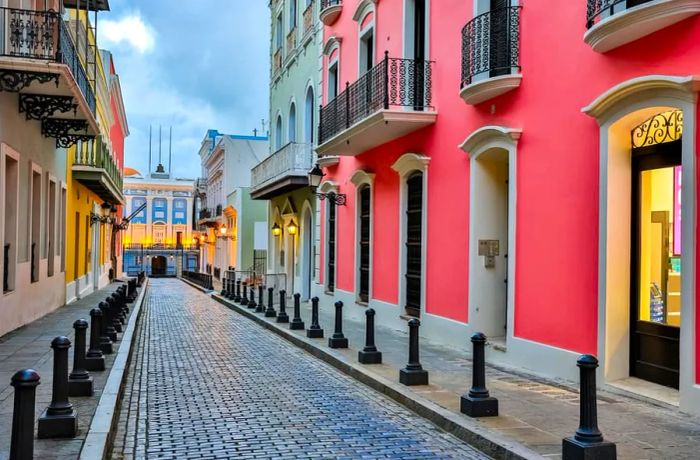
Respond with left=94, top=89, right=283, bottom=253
left=99, top=1, right=271, bottom=179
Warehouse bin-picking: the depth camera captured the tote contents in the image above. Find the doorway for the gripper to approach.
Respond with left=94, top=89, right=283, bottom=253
left=404, top=172, right=423, bottom=317
left=301, top=207, right=313, bottom=300
left=630, top=120, right=682, bottom=389
left=151, top=255, right=167, bottom=276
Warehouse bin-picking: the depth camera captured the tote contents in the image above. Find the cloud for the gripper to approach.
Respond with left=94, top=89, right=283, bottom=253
left=100, top=14, right=155, bottom=54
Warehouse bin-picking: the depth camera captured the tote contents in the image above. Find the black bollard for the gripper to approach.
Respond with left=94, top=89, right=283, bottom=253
left=10, top=369, right=40, bottom=460
left=290, top=293, right=305, bottom=330
left=265, top=287, right=277, bottom=317
left=99, top=301, right=117, bottom=343
left=38, top=337, right=78, bottom=438
left=241, top=282, right=249, bottom=306
left=328, top=301, right=348, bottom=348
left=358, top=308, right=382, bottom=364
left=306, top=297, right=324, bottom=339
left=118, top=286, right=129, bottom=314
left=221, top=275, right=228, bottom=296
left=399, top=318, right=428, bottom=385
left=248, top=282, right=257, bottom=309
left=85, top=308, right=105, bottom=370
left=255, top=285, right=265, bottom=313
left=115, top=290, right=127, bottom=321
left=107, top=296, right=122, bottom=334
left=276, top=290, right=289, bottom=323
left=234, top=279, right=242, bottom=303
left=460, top=332, right=498, bottom=417
left=226, top=277, right=234, bottom=300
left=563, top=355, right=616, bottom=459
left=68, top=320, right=93, bottom=397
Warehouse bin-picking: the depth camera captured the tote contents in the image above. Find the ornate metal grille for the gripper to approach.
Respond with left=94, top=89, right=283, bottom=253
left=0, top=7, right=58, bottom=59
left=586, top=0, right=654, bottom=28
left=461, top=6, right=521, bottom=88
left=320, top=0, right=342, bottom=10
left=319, top=53, right=433, bottom=144
left=631, top=110, right=683, bottom=149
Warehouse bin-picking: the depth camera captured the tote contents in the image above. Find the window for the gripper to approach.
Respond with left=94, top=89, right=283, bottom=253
left=3, top=147, right=19, bottom=293
left=275, top=115, right=283, bottom=150
left=405, top=172, right=423, bottom=317
left=276, top=14, right=284, bottom=49
left=60, top=186, right=66, bottom=272
left=304, top=86, right=315, bottom=144
left=289, top=0, right=297, bottom=29
left=327, top=200, right=336, bottom=292
left=288, top=102, right=297, bottom=143
left=359, top=26, right=374, bottom=75
left=358, top=186, right=371, bottom=302
left=152, top=198, right=167, bottom=223
left=30, top=168, right=41, bottom=283
left=328, top=61, right=339, bottom=100
left=131, top=197, right=147, bottom=224
left=47, top=179, right=56, bottom=277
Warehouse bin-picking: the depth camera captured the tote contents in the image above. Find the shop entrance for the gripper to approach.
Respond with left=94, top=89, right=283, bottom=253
left=152, top=255, right=167, bottom=276
left=630, top=110, right=682, bottom=389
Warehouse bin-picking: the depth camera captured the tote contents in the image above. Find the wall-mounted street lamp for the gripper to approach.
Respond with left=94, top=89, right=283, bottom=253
left=271, top=222, right=282, bottom=237
left=308, top=163, right=346, bottom=206
left=286, top=219, right=298, bottom=236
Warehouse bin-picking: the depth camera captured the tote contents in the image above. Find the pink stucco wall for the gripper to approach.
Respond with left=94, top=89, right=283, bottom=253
left=320, top=0, right=700, bottom=360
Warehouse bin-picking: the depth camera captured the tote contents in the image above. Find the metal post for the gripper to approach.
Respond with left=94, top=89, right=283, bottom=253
left=234, top=279, right=242, bottom=303
left=248, top=279, right=257, bottom=309
left=241, top=281, right=249, bottom=305
left=99, top=301, right=117, bottom=343
left=265, top=287, right=277, bottom=317
left=399, top=319, right=428, bottom=385
left=345, top=81, right=350, bottom=128
left=107, top=295, right=123, bottom=333
left=290, top=293, right=305, bottom=330
left=563, top=355, right=616, bottom=459
left=38, top=337, right=77, bottom=438
left=328, top=301, right=348, bottom=348
left=255, top=285, right=265, bottom=313
left=85, top=308, right=105, bottom=371
left=307, top=297, right=324, bottom=338
left=276, top=289, right=289, bottom=323
left=358, top=308, right=382, bottom=364
left=221, top=272, right=229, bottom=296
left=383, top=51, right=390, bottom=109
left=460, top=332, right=498, bottom=417
left=10, top=369, right=40, bottom=460
left=68, top=319, right=93, bottom=397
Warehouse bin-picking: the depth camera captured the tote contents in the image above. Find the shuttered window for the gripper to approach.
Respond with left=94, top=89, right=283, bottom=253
left=405, top=173, right=423, bottom=317
left=359, top=186, right=371, bottom=302
left=327, top=201, right=336, bottom=292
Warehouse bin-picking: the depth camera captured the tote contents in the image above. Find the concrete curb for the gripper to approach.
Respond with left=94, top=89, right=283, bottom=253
left=79, top=279, right=149, bottom=460
left=209, top=290, right=542, bottom=460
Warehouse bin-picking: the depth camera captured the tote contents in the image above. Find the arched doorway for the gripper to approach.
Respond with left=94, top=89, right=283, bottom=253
left=152, top=255, right=167, bottom=276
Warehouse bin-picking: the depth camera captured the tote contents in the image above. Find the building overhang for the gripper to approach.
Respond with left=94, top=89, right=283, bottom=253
left=315, top=109, right=437, bottom=157
left=72, top=165, right=124, bottom=204
left=459, top=74, right=522, bottom=106
left=251, top=177, right=310, bottom=200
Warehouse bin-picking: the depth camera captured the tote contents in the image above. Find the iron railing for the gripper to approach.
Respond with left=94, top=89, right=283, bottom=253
left=0, top=8, right=95, bottom=115
left=198, top=206, right=222, bottom=220
left=461, top=6, right=521, bottom=88
left=251, top=142, right=313, bottom=193
left=319, top=53, right=433, bottom=144
left=123, top=244, right=200, bottom=251
left=73, top=135, right=123, bottom=192
left=586, top=0, right=654, bottom=28
left=182, top=270, right=213, bottom=290
left=320, top=0, right=341, bottom=10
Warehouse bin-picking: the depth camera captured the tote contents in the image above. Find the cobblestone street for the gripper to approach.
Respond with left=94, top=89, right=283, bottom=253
left=110, top=279, right=487, bottom=459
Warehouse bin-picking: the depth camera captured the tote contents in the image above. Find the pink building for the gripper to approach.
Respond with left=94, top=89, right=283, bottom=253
left=314, top=0, right=700, bottom=414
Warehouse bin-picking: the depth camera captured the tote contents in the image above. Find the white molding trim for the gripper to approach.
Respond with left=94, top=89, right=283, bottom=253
left=585, top=75, right=700, bottom=415
left=459, top=125, right=522, bottom=156
left=391, top=152, right=430, bottom=176
left=582, top=75, right=700, bottom=123
left=322, top=36, right=342, bottom=56
left=318, top=180, right=339, bottom=194
left=317, top=156, right=341, bottom=168
left=584, top=0, right=700, bottom=53
left=350, top=169, right=376, bottom=187
left=352, top=0, right=379, bottom=22
left=459, top=74, right=522, bottom=106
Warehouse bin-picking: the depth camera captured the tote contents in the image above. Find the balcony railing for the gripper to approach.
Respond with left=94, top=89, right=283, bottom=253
left=74, top=135, right=122, bottom=192
left=198, top=206, right=222, bottom=221
left=320, top=0, right=341, bottom=11
left=319, top=0, right=342, bottom=25
left=251, top=142, right=314, bottom=195
left=461, top=6, right=521, bottom=88
left=586, top=0, right=654, bottom=28
left=0, top=7, right=95, bottom=115
left=303, top=1, right=315, bottom=35
left=319, top=53, right=433, bottom=145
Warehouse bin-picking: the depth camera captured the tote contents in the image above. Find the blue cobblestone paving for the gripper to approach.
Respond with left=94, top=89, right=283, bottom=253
left=110, top=279, right=488, bottom=459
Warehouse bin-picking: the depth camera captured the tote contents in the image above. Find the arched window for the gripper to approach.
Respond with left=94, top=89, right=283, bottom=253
left=275, top=115, right=283, bottom=150
left=288, top=103, right=297, bottom=143
left=304, top=86, right=315, bottom=144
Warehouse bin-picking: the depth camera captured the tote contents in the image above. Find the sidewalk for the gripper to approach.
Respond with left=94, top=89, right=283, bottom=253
left=0, top=280, right=139, bottom=460
left=212, top=290, right=700, bottom=459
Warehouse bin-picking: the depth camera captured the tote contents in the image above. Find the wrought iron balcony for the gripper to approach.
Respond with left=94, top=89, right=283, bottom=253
left=317, top=52, right=436, bottom=156
left=0, top=7, right=96, bottom=120
left=584, top=0, right=700, bottom=52
left=198, top=206, right=223, bottom=226
left=250, top=142, right=314, bottom=200
left=460, top=6, right=522, bottom=105
left=320, top=0, right=342, bottom=25
left=72, top=135, right=124, bottom=204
